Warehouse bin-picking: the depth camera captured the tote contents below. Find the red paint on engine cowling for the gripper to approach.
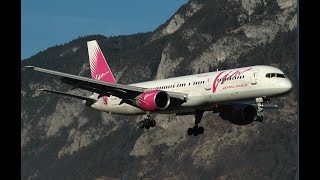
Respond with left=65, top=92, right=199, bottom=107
left=136, top=90, right=162, bottom=111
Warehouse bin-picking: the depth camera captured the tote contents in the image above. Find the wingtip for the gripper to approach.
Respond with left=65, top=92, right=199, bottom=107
left=25, top=66, right=35, bottom=70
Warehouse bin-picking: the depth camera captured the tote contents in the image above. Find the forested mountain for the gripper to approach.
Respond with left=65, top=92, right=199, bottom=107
left=21, top=0, right=297, bottom=179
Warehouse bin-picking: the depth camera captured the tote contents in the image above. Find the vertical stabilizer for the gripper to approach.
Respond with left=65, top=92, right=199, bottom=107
left=87, top=40, right=117, bottom=84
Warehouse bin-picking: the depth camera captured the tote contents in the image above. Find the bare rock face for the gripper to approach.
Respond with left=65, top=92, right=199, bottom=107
left=240, top=0, right=266, bottom=15
left=60, top=46, right=81, bottom=57
left=164, top=14, right=185, bottom=35
left=46, top=96, right=85, bottom=137
left=58, top=109, right=123, bottom=157
left=190, top=0, right=296, bottom=74
left=156, top=43, right=184, bottom=79
left=58, top=127, right=102, bottom=158
left=277, top=0, right=295, bottom=9
left=150, top=2, right=203, bottom=41
left=21, top=123, right=31, bottom=148
left=130, top=114, right=193, bottom=156
left=191, top=119, right=259, bottom=167
left=186, top=2, right=203, bottom=17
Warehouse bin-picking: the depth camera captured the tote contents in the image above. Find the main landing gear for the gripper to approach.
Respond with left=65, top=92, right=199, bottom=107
left=139, top=115, right=156, bottom=129
left=187, top=111, right=205, bottom=136
left=254, top=97, right=269, bottom=122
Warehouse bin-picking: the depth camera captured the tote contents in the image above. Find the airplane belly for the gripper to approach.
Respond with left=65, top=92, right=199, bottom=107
left=182, top=95, right=212, bottom=107
left=212, top=88, right=280, bottom=102
left=91, top=96, right=145, bottom=115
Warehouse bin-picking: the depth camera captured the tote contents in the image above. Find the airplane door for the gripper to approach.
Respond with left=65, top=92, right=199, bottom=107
left=251, top=70, right=259, bottom=85
left=205, top=77, right=212, bottom=91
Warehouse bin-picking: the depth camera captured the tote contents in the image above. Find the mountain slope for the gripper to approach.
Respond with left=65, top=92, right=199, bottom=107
left=21, top=0, right=297, bottom=179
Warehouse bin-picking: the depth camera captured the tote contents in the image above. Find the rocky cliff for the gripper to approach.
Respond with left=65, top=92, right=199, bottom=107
left=21, top=0, right=297, bottom=179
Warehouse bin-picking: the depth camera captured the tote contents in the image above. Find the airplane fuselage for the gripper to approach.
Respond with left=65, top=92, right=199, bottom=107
left=89, top=65, right=292, bottom=115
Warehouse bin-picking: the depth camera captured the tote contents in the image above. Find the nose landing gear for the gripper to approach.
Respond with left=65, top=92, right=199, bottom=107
left=254, top=97, right=268, bottom=123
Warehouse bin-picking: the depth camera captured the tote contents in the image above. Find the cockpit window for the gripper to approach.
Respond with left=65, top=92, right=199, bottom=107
left=266, top=73, right=286, bottom=78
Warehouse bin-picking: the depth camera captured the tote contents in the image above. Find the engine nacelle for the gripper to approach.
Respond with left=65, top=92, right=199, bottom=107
left=135, top=90, right=170, bottom=111
left=219, top=103, right=257, bottom=125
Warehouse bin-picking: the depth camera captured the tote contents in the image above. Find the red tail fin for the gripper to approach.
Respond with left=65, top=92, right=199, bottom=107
left=87, top=40, right=117, bottom=84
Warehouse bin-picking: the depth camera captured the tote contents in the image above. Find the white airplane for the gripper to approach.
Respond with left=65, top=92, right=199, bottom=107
left=25, top=40, right=292, bottom=136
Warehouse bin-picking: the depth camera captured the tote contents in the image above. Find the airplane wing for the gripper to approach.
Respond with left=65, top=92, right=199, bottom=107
left=38, top=89, right=97, bottom=101
left=25, top=66, right=187, bottom=103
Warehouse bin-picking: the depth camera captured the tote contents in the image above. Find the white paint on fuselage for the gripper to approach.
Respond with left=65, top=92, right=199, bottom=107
left=90, top=65, right=292, bottom=115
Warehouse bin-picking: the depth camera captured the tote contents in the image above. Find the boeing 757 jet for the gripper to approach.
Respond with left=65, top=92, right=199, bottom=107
left=25, top=40, right=292, bottom=136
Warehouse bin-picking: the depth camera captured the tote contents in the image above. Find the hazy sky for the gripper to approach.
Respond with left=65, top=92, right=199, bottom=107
left=22, top=0, right=188, bottom=60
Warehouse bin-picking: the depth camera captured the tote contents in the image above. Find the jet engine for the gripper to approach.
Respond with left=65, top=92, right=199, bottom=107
left=219, top=103, right=257, bottom=125
left=135, top=90, right=170, bottom=111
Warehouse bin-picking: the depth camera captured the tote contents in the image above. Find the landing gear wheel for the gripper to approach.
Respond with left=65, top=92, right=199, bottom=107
left=193, top=126, right=199, bottom=136
left=258, top=116, right=263, bottom=122
left=198, top=127, right=204, bottom=134
left=187, top=128, right=193, bottom=135
left=150, top=120, right=156, bottom=127
left=138, top=121, right=145, bottom=129
left=144, top=119, right=151, bottom=129
left=186, top=111, right=205, bottom=136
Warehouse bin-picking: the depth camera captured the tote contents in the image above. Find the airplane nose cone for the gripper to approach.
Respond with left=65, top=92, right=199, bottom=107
left=282, top=79, right=292, bottom=93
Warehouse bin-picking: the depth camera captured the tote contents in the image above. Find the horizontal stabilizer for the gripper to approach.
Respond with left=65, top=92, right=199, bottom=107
left=39, top=89, right=97, bottom=102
